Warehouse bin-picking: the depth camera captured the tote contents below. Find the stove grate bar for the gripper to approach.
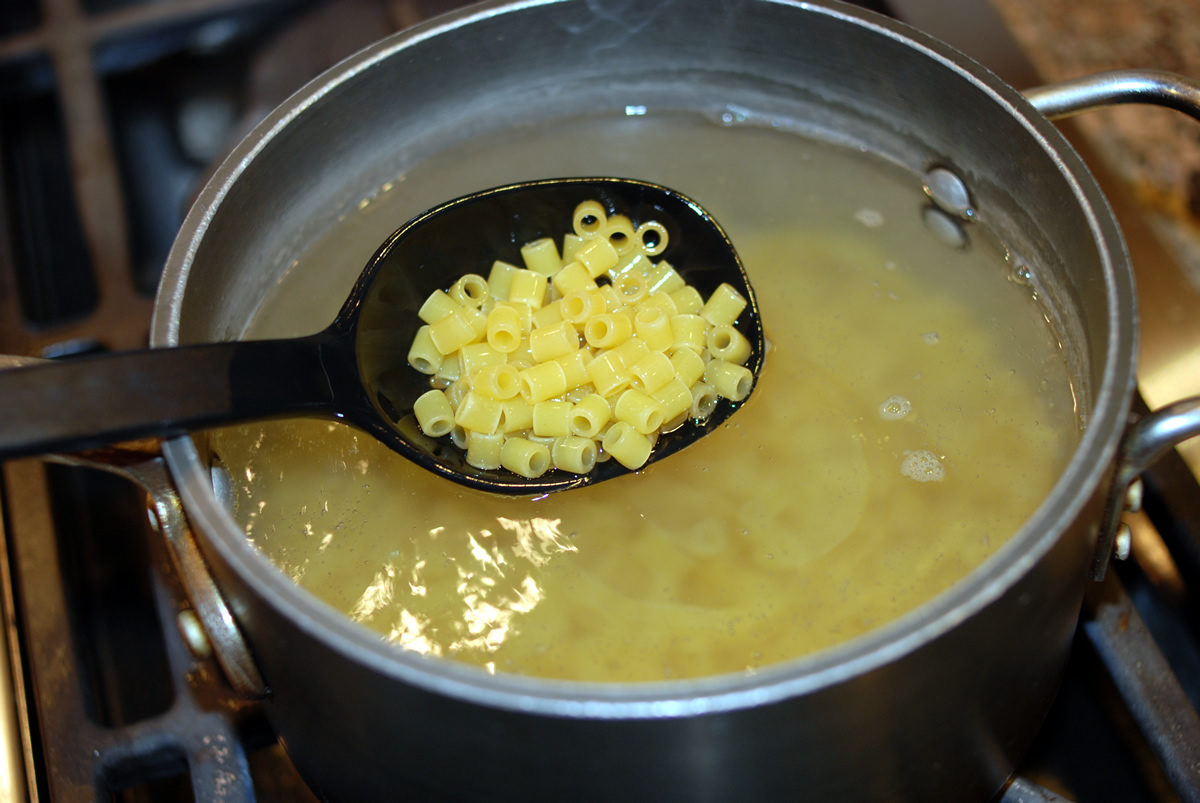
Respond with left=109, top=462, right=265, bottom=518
left=3, top=458, right=265, bottom=801
left=1084, top=572, right=1200, bottom=803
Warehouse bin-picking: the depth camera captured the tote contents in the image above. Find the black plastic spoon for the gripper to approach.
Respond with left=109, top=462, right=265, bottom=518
left=0, top=178, right=763, bottom=494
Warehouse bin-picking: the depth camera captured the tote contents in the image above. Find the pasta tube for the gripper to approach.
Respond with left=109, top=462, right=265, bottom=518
left=602, top=422, right=652, bottom=470
left=413, top=390, right=455, bottom=437
left=552, top=436, right=598, bottom=474
left=407, top=325, right=444, bottom=375
left=500, top=437, right=552, bottom=478
left=521, top=238, right=561, bottom=276
left=700, top=282, right=747, bottom=326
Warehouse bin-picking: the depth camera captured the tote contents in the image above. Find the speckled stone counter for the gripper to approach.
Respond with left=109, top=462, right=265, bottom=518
left=984, top=0, right=1200, bottom=421
left=990, top=0, right=1200, bottom=237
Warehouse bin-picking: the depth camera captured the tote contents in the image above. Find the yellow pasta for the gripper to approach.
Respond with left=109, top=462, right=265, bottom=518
left=645, top=261, right=686, bottom=294
left=403, top=198, right=759, bottom=480
left=432, top=350, right=461, bottom=384
left=628, top=351, right=675, bottom=394
left=561, top=233, right=585, bottom=262
left=526, top=433, right=557, bottom=449
left=472, top=363, right=521, bottom=400
left=556, top=349, right=591, bottom=392
left=597, top=284, right=624, bottom=312
left=464, top=306, right=488, bottom=342
left=704, top=359, right=754, bottom=402
left=610, top=252, right=652, bottom=280
left=669, top=348, right=706, bottom=388
left=562, top=385, right=596, bottom=404
left=498, top=300, right=533, bottom=333
left=458, top=342, right=506, bottom=378
left=614, top=272, right=648, bottom=305
left=448, top=273, right=489, bottom=308
left=651, top=378, right=694, bottom=422
left=551, top=261, right=598, bottom=297
left=575, top=236, right=618, bottom=278
left=552, top=436, right=598, bottom=474
left=486, top=305, right=523, bottom=353
left=529, top=320, right=580, bottom=362
left=413, top=389, right=455, bottom=437
left=520, top=238, right=561, bottom=276
left=500, top=437, right=552, bottom=478
left=532, top=301, right=566, bottom=332
left=519, top=360, right=568, bottom=404
left=533, top=400, right=574, bottom=438
left=428, top=309, right=479, bottom=355
left=602, top=422, right=653, bottom=470
left=700, top=282, right=748, bottom=326
left=670, top=314, right=708, bottom=353
left=614, top=388, right=666, bottom=435
left=507, top=342, right=534, bottom=371
left=407, top=325, right=444, bottom=375
left=669, top=285, right=704, bottom=315
left=418, top=289, right=462, bottom=324
left=603, top=214, right=637, bottom=256
left=487, top=260, right=520, bottom=300
left=639, top=291, right=678, bottom=319
left=465, top=430, right=504, bottom=470
left=560, top=289, right=606, bottom=324
left=584, top=351, right=630, bottom=397
left=454, top=391, right=504, bottom=434
left=690, top=381, right=719, bottom=420
left=584, top=312, right=633, bottom=349
left=706, top=324, right=752, bottom=365
left=445, top=376, right=469, bottom=409
left=572, top=200, right=607, bottom=238
left=633, top=307, right=673, bottom=352
left=608, top=338, right=650, bottom=372
left=635, top=220, right=669, bottom=256
left=570, top=393, right=612, bottom=438
left=508, top=269, right=547, bottom=309
left=499, top=398, right=534, bottom=433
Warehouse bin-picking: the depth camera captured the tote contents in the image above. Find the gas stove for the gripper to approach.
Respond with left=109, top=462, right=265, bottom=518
left=1, top=1, right=1199, bottom=800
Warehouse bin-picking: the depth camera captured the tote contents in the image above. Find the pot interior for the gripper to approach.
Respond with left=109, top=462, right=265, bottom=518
left=158, top=0, right=1133, bottom=693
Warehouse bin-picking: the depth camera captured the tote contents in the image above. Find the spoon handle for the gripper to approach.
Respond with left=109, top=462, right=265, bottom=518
left=0, top=335, right=338, bottom=460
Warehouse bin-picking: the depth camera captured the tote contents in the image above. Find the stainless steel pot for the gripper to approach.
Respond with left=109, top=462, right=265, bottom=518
left=142, top=1, right=1200, bottom=799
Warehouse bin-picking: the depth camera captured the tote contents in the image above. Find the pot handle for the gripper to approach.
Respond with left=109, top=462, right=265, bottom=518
left=1023, top=69, right=1200, bottom=121
left=1091, top=399, right=1200, bottom=580
left=1022, top=71, right=1200, bottom=579
left=38, top=438, right=270, bottom=699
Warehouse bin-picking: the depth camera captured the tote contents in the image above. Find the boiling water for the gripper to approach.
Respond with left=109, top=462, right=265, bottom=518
left=208, top=112, right=1080, bottom=682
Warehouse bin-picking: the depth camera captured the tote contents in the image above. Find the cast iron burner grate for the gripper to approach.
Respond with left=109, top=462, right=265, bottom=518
left=3, top=457, right=311, bottom=801
left=0, top=0, right=462, bottom=798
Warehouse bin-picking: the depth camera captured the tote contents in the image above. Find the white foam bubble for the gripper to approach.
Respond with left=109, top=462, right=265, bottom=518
left=901, top=450, right=945, bottom=483
left=921, top=331, right=940, bottom=345
left=855, top=208, right=884, bottom=228
left=878, top=395, right=912, bottom=421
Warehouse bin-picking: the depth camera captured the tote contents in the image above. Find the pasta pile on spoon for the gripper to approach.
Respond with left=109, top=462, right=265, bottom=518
left=407, top=199, right=754, bottom=478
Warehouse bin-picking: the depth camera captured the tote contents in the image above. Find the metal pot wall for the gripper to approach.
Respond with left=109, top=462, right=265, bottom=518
left=148, top=0, right=1196, bottom=799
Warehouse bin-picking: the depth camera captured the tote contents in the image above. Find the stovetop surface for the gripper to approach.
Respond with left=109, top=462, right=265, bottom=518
left=2, top=1, right=1200, bottom=801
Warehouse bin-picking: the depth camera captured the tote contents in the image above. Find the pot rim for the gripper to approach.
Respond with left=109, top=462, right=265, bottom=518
left=154, top=0, right=1136, bottom=719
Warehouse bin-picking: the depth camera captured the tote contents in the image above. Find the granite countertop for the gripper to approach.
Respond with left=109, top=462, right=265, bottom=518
left=990, top=0, right=1200, bottom=236
left=987, top=0, right=1200, bottom=425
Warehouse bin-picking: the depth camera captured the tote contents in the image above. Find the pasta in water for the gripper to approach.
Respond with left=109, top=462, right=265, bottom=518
left=407, top=200, right=755, bottom=477
left=209, top=114, right=1082, bottom=682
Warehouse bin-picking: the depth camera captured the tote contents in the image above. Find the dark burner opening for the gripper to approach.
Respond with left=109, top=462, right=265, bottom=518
left=1, top=76, right=99, bottom=327
left=47, top=465, right=175, bottom=728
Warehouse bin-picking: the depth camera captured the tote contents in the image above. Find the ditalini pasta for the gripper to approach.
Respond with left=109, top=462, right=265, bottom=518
left=406, top=199, right=756, bottom=477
